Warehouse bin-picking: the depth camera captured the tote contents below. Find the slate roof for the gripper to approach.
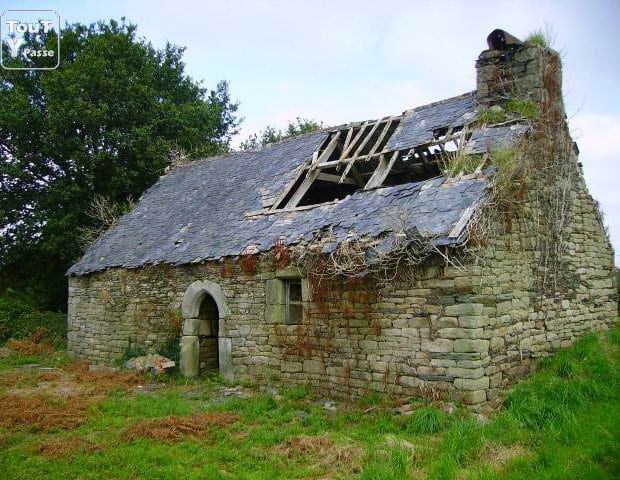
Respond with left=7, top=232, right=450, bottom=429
left=68, top=91, right=527, bottom=276
left=386, top=92, right=477, bottom=151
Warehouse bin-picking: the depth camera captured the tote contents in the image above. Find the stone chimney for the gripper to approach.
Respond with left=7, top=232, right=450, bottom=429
left=476, top=29, right=563, bottom=112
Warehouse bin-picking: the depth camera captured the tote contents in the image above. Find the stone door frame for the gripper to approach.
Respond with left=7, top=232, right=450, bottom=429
left=179, top=280, right=233, bottom=380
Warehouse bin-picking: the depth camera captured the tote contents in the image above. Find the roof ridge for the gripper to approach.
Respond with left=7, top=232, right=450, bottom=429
left=402, top=90, right=476, bottom=115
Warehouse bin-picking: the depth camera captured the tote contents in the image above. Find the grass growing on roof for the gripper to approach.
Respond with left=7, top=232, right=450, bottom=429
left=443, top=152, right=485, bottom=177
left=0, top=320, right=618, bottom=479
left=477, top=107, right=507, bottom=125
left=525, top=28, right=549, bottom=47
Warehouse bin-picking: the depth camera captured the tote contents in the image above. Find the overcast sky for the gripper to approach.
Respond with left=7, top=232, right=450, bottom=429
left=8, top=0, right=620, bottom=264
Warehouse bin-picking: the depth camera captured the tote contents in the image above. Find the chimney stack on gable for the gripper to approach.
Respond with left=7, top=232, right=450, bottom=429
left=476, top=28, right=563, bottom=113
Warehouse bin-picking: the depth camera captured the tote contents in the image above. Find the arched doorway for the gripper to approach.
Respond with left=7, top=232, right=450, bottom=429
left=198, top=294, right=219, bottom=373
left=180, top=280, right=232, bottom=380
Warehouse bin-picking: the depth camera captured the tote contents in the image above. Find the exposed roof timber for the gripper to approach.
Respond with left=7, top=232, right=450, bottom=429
left=338, top=119, right=390, bottom=184
left=366, top=119, right=395, bottom=158
left=348, top=164, right=366, bottom=187
left=314, top=131, right=341, bottom=167
left=341, top=126, right=355, bottom=154
left=270, top=163, right=309, bottom=211
left=352, top=120, right=382, bottom=158
left=364, top=151, right=400, bottom=190
left=340, top=122, right=370, bottom=159
left=284, top=168, right=320, bottom=209
left=338, top=157, right=358, bottom=184
left=317, top=172, right=357, bottom=185
left=449, top=205, right=476, bottom=238
left=270, top=93, right=521, bottom=211
left=317, top=155, right=377, bottom=169
left=68, top=90, right=500, bottom=276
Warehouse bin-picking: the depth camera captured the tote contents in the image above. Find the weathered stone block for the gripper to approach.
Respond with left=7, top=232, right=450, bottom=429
left=182, top=318, right=200, bottom=336
left=399, top=376, right=423, bottom=388
left=265, top=279, right=285, bottom=304
left=489, top=372, right=503, bottom=388
left=444, top=303, right=484, bottom=316
left=496, top=301, right=513, bottom=315
left=401, top=328, right=421, bottom=338
left=454, top=339, right=489, bottom=353
left=422, top=338, right=454, bottom=353
left=179, top=335, right=199, bottom=378
left=360, top=340, right=378, bottom=350
left=461, top=390, right=487, bottom=405
left=447, top=367, right=485, bottom=379
left=303, top=360, right=325, bottom=374
left=438, top=327, right=483, bottom=339
left=490, top=337, right=505, bottom=352
left=454, top=376, right=489, bottom=391
left=458, top=316, right=490, bottom=328
left=456, top=359, right=485, bottom=368
left=265, top=304, right=284, bottom=324
left=431, top=316, right=458, bottom=328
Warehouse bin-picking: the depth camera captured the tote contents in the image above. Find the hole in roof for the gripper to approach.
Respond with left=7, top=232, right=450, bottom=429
left=271, top=118, right=471, bottom=210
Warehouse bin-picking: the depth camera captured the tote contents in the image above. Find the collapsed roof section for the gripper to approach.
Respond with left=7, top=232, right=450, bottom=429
left=269, top=91, right=528, bottom=210
left=68, top=91, right=530, bottom=276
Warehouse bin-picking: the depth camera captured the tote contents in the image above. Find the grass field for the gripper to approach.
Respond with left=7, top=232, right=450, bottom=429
left=1, top=322, right=618, bottom=479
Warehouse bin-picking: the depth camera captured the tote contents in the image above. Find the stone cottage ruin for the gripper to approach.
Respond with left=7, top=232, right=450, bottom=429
left=67, top=30, right=617, bottom=407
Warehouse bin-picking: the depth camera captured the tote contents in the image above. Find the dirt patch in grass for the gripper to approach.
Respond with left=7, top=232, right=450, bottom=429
left=66, top=361, right=145, bottom=392
left=0, top=369, right=62, bottom=388
left=2, top=368, right=89, bottom=397
left=122, top=412, right=239, bottom=442
left=272, top=434, right=363, bottom=472
left=0, top=394, right=96, bottom=432
left=73, top=369, right=144, bottom=391
left=31, top=435, right=105, bottom=457
left=481, top=442, right=530, bottom=470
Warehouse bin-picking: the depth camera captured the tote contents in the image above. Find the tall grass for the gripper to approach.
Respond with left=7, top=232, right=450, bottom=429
left=0, top=321, right=618, bottom=479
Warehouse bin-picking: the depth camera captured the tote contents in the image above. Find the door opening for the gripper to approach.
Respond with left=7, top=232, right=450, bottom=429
left=198, top=294, right=219, bottom=373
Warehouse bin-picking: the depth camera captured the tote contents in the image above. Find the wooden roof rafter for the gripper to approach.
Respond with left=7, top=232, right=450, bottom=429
left=272, top=113, right=475, bottom=209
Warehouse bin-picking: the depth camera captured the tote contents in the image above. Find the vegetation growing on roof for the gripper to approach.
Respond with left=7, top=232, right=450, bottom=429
left=476, top=106, right=507, bottom=125
left=441, top=152, right=485, bottom=177
left=503, top=98, right=539, bottom=120
left=524, top=28, right=549, bottom=47
left=476, top=98, right=539, bottom=127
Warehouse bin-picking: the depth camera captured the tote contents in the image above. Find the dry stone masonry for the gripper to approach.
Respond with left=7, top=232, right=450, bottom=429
left=67, top=31, right=617, bottom=408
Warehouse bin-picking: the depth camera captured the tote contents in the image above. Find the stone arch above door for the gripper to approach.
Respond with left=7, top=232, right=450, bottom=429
left=180, top=280, right=233, bottom=380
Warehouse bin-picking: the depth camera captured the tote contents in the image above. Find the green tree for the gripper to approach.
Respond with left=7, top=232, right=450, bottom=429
left=0, top=19, right=240, bottom=310
left=239, top=117, right=322, bottom=150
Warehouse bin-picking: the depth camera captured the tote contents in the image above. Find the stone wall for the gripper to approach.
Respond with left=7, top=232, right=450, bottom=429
left=468, top=156, right=617, bottom=404
left=67, top=190, right=616, bottom=408
left=476, top=43, right=549, bottom=106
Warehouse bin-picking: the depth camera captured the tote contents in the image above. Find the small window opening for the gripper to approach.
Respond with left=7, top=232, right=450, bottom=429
left=285, top=279, right=303, bottom=325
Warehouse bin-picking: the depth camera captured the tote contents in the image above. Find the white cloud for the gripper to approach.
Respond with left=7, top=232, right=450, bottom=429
left=571, top=113, right=620, bottom=159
